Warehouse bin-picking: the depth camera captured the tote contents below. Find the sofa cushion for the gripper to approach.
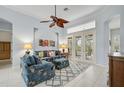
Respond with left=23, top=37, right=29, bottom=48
left=33, top=55, right=42, bottom=64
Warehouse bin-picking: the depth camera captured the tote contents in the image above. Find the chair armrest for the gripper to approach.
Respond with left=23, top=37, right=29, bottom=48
left=20, top=59, right=31, bottom=75
left=30, top=64, right=46, bottom=70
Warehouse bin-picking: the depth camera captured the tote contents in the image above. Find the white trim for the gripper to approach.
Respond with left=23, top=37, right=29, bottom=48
left=67, top=21, right=96, bottom=34
left=0, top=28, right=12, bottom=32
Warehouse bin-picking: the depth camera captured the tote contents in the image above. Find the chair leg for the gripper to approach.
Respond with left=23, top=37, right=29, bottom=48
left=60, top=69, right=62, bottom=86
left=52, top=76, right=55, bottom=87
left=45, top=80, right=47, bottom=85
left=65, top=67, right=69, bottom=81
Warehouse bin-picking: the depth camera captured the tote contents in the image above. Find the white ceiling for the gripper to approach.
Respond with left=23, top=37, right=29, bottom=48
left=4, top=5, right=103, bottom=21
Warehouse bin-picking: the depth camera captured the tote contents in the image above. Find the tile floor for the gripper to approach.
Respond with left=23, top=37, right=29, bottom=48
left=65, top=64, right=108, bottom=87
left=37, top=61, right=91, bottom=87
left=0, top=60, right=108, bottom=87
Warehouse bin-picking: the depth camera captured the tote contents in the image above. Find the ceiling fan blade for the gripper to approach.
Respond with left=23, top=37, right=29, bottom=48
left=40, top=20, right=53, bottom=23
left=49, top=22, right=55, bottom=28
left=58, top=18, right=69, bottom=23
left=56, top=21, right=64, bottom=28
left=50, top=16, right=58, bottom=22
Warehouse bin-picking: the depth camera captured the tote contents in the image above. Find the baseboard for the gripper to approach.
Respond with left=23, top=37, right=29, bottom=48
left=0, top=59, right=11, bottom=61
left=0, top=59, right=12, bottom=64
left=94, top=63, right=107, bottom=68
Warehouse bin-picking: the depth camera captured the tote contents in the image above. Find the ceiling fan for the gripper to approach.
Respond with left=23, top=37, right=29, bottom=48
left=40, top=5, right=69, bottom=28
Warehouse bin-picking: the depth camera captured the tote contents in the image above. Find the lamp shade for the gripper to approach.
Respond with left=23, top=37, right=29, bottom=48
left=59, top=43, right=68, bottom=49
left=24, top=43, right=32, bottom=49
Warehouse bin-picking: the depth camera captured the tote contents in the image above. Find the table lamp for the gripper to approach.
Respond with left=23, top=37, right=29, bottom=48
left=59, top=43, right=68, bottom=53
left=24, top=43, right=32, bottom=54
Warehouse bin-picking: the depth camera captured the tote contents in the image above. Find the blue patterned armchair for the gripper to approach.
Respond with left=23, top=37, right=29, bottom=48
left=20, top=55, right=55, bottom=87
left=42, top=55, right=69, bottom=70
left=52, top=57, right=69, bottom=70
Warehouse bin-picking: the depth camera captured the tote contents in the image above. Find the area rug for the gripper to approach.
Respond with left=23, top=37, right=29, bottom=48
left=36, top=61, right=91, bottom=87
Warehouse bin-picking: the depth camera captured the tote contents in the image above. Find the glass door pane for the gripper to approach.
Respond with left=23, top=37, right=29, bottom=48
left=84, top=34, right=94, bottom=61
left=75, top=36, right=81, bottom=56
left=68, top=37, right=72, bottom=55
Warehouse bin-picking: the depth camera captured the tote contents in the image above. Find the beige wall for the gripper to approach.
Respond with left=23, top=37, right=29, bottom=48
left=0, top=31, right=12, bottom=42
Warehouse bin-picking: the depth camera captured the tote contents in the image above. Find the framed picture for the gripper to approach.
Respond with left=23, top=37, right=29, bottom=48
left=39, top=39, right=44, bottom=46
left=43, top=40, right=48, bottom=46
left=50, top=40, right=55, bottom=47
left=39, top=39, right=55, bottom=47
left=48, top=40, right=51, bottom=46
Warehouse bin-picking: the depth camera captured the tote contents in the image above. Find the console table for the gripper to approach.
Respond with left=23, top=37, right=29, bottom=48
left=108, top=53, right=124, bottom=87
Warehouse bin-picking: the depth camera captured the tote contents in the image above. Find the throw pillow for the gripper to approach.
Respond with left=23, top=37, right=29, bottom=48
left=39, top=51, right=44, bottom=58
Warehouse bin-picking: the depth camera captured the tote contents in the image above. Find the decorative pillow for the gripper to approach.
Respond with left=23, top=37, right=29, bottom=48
left=52, top=51, right=55, bottom=56
left=39, top=51, right=44, bottom=58
left=44, top=51, right=48, bottom=57
left=33, top=55, right=42, bottom=64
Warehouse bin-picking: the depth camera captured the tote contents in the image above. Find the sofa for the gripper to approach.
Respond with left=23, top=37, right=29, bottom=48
left=35, top=50, right=61, bottom=58
left=20, top=55, right=55, bottom=87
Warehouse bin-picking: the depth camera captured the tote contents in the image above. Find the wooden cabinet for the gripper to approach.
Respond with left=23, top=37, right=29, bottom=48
left=0, top=42, right=11, bottom=60
left=109, top=53, right=124, bottom=87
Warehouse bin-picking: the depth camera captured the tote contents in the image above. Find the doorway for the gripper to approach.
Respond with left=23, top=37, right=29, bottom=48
left=108, top=15, right=120, bottom=53
left=68, top=28, right=96, bottom=63
left=0, top=18, right=12, bottom=67
left=102, top=15, right=120, bottom=66
left=83, top=30, right=96, bottom=63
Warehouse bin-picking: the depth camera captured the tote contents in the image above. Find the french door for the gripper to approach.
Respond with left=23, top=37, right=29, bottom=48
left=83, top=30, right=96, bottom=63
left=68, top=36, right=73, bottom=60
left=68, top=29, right=96, bottom=63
